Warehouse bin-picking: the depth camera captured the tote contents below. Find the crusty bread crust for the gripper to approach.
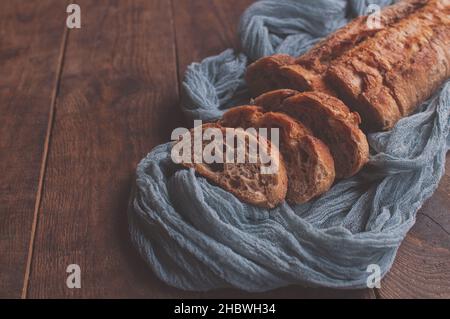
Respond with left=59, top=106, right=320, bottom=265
left=252, top=89, right=300, bottom=110
left=179, top=123, right=288, bottom=209
left=257, top=112, right=335, bottom=203
left=219, top=105, right=265, bottom=128
left=246, top=0, right=428, bottom=98
left=245, top=0, right=449, bottom=132
left=281, top=93, right=369, bottom=178
left=295, top=0, right=429, bottom=74
left=245, top=54, right=298, bottom=97
left=328, top=0, right=450, bottom=131
left=253, top=90, right=369, bottom=179
left=221, top=106, right=336, bottom=204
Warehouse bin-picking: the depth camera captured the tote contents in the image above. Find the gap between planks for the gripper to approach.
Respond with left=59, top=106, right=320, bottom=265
left=21, top=26, right=70, bottom=300
left=169, top=0, right=181, bottom=100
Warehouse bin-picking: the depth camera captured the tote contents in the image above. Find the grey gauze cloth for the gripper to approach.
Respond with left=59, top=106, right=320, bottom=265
left=129, top=0, right=450, bottom=292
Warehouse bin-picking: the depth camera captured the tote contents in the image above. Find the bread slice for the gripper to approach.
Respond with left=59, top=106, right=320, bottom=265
left=177, top=123, right=288, bottom=209
left=218, top=105, right=265, bottom=128
left=245, top=54, right=337, bottom=97
left=265, top=92, right=369, bottom=179
left=252, top=89, right=300, bottom=110
left=220, top=106, right=336, bottom=204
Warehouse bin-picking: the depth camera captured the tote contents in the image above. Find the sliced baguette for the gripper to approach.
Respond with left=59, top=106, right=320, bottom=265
left=220, top=106, right=336, bottom=204
left=274, top=92, right=369, bottom=179
left=178, top=123, right=288, bottom=209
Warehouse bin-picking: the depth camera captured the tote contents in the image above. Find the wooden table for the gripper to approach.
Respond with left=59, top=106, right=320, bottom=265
left=1, top=0, right=449, bottom=299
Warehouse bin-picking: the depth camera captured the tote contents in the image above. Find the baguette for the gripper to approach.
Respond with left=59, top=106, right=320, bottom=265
left=328, top=0, right=450, bottom=130
left=220, top=106, right=335, bottom=203
left=253, top=90, right=369, bottom=179
left=246, top=0, right=428, bottom=97
left=245, top=0, right=449, bottom=131
left=178, top=123, right=288, bottom=209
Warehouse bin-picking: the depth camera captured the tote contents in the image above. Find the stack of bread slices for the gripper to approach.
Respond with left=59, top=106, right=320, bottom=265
left=181, top=90, right=369, bottom=208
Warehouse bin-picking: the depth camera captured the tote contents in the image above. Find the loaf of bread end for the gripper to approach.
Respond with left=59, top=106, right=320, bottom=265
left=246, top=0, right=428, bottom=97
left=246, top=0, right=449, bottom=131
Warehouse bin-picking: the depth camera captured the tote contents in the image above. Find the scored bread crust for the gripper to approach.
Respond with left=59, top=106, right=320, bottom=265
left=245, top=0, right=428, bottom=98
left=220, top=106, right=336, bottom=204
left=295, top=0, right=428, bottom=74
left=327, top=0, right=450, bottom=131
left=245, top=0, right=448, bottom=132
left=179, top=123, right=288, bottom=209
left=253, top=90, right=369, bottom=179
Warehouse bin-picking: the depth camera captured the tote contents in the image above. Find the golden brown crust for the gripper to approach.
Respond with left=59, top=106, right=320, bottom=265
left=296, top=0, right=429, bottom=72
left=179, top=123, right=288, bottom=209
left=245, top=0, right=449, bottom=131
left=246, top=56, right=335, bottom=97
left=246, top=0, right=429, bottom=97
left=328, top=0, right=450, bottom=131
left=251, top=89, right=300, bottom=111
left=219, top=105, right=265, bottom=128
left=326, top=60, right=402, bottom=131
left=263, top=91, right=369, bottom=179
left=245, top=54, right=297, bottom=96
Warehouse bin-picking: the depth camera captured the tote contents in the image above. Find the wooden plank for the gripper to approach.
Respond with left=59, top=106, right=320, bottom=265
left=173, top=0, right=253, bottom=80
left=172, top=0, right=256, bottom=129
left=0, top=0, right=67, bottom=298
left=26, top=0, right=188, bottom=298
left=378, top=154, right=450, bottom=298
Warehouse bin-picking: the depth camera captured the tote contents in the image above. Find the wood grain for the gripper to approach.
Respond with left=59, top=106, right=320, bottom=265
left=26, top=0, right=187, bottom=298
left=3, top=0, right=448, bottom=299
left=172, top=0, right=252, bottom=80
left=0, top=0, right=67, bottom=298
left=171, top=0, right=256, bottom=130
left=378, top=154, right=450, bottom=298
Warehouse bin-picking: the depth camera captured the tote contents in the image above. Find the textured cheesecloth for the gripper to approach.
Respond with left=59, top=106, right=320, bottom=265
left=128, top=0, right=450, bottom=291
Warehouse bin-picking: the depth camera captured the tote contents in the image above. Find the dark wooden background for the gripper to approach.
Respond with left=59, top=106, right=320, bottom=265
left=1, top=0, right=449, bottom=299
